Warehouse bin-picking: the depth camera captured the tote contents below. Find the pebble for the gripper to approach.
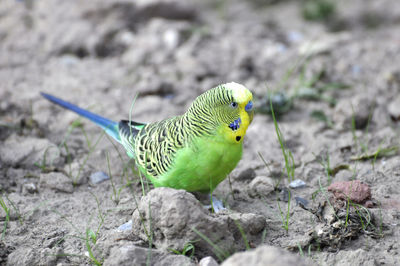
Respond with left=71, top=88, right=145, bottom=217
left=23, top=183, right=38, bottom=194
left=199, top=256, right=219, bottom=266
left=328, top=180, right=371, bottom=204
left=388, top=96, right=400, bottom=121
left=248, top=176, right=274, bottom=197
left=89, top=171, right=110, bottom=184
left=294, top=196, right=309, bottom=209
left=117, top=220, right=133, bottom=232
left=289, top=179, right=306, bottom=189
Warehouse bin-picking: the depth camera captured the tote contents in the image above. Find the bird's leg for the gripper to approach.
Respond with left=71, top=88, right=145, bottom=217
left=193, top=192, right=226, bottom=213
left=209, top=194, right=226, bottom=213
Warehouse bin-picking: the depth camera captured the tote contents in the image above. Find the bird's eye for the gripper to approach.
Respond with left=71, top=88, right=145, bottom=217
left=230, top=102, right=238, bottom=108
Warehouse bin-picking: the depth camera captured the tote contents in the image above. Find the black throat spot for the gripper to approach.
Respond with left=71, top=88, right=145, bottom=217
left=236, top=136, right=241, bottom=142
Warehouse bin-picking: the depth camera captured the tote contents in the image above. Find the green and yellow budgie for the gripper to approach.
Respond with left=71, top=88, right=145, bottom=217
left=42, top=82, right=254, bottom=210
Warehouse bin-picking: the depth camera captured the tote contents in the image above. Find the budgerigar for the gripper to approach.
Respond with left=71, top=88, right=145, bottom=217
left=41, top=82, right=254, bottom=210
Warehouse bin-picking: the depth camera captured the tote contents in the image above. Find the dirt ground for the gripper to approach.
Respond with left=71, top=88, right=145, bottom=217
left=1, top=0, right=400, bottom=265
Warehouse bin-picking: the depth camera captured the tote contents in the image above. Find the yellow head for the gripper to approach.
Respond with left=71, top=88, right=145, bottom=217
left=219, top=82, right=254, bottom=143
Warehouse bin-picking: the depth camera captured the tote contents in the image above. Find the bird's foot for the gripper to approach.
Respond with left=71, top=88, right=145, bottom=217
left=204, top=194, right=226, bottom=213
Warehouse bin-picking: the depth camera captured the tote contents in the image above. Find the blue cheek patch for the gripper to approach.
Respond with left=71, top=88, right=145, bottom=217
left=229, top=118, right=242, bottom=131
left=245, top=101, right=253, bottom=111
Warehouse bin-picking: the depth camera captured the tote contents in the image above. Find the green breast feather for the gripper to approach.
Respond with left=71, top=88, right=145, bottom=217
left=139, top=132, right=243, bottom=193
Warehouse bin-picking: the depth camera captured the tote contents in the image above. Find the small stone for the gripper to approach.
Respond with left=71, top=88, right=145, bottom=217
left=0, top=136, right=61, bottom=168
left=388, top=96, right=400, bottom=121
left=90, top=171, right=110, bottom=184
left=199, top=256, right=219, bottom=266
left=294, top=196, right=309, bottom=209
left=328, top=180, right=371, bottom=204
left=40, top=172, right=73, bottom=193
left=66, top=161, right=90, bottom=185
left=135, top=0, right=197, bottom=21
left=279, top=187, right=290, bottom=202
left=221, top=245, right=314, bottom=266
left=248, top=176, right=274, bottom=197
left=289, top=179, right=306, bottom=189
left=333, top=96, right=375, bottom=130
left=117, top=220, right=133, bottom=232
left=23, top=183, right=38, bottom=194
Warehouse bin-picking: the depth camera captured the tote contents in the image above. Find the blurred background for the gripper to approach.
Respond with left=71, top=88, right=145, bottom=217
left=1, top=0, right=400, bottom=126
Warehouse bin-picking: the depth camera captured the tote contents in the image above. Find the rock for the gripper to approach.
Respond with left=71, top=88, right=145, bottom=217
left=279, top=187, right=290, bottom=202
left=248, top=176, right=275, bottom=197
left=327, top=180, right=371, bottom=204
left=40, top=172, right=74, bottom=193
left=333, top=96, right=375, bottom=130
left=199, top=256, right=219, bottom=266
left=221, top=245, right=314, bottom=266
left=131, top=188, right=266, bottom=256
left=89, top=171, right=110, bottom=184
left=23, top=183, right=38, bottom=194
left=103, top=245, right=195, bottom=266
left=7, top=247, right=38, bottom=266
left=6, top=247, right=61, bottom=266
left=226, top=212, right=266, bottom=235
left=388, top=95, right=400, bottom=121
left=317, top=249, right=379, bottom=266
left=0, top=136, right=61, bottom=168
left=117, top=220, right=133, bottom=232
left=289, top=179, right=306, bottom=189
left=65, top=161, right=90, bottom=185
left=294, top=196, right=309, bottom=209
left=135, top=0, right=198, bottom=21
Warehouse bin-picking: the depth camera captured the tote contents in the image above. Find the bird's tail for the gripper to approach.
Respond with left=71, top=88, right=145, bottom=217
left=41, top=92, right=121, bottom=142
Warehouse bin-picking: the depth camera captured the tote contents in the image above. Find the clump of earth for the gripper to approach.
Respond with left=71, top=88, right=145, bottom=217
left=1, top=0, right=400, bottom=265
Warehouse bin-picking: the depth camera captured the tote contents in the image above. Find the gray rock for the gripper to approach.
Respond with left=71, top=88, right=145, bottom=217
left=333, top=96, right=375, bottom=130
left=221, top=245, right=314, bottom=266
left=65, top=161, right=90, bottom=185
left=131, top=188, right=266, bottom=256
left=117, top=220, right=133, bottom=232
left=135, top=0, right=197, bottom=21
left=248, top=176, right=275, bottom=197
left=22, top=183, right=38, bottom=194
left=103, top=245, right=195, bottom=266
left=388, top=95, right=400, bottom=121
left=6, top=247, right=61, bottom=266
left=289, top=179, right=306, bottom=189
left=89, top=171, right=109, bottom=184
left=0, top=136, right=60, bottom=168
left=40, top=172, right=74, bottom=193
left=7, top=247, right=38, bottom=266
left=317, top=249, right=379, bottom=266
left=199, top=256, right=219, bottom=266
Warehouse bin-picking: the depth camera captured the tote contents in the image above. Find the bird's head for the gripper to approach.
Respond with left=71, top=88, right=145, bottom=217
left=187, top=82, right=254, bottom=144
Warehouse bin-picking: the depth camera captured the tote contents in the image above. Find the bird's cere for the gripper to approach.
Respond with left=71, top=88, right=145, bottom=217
left=245, top=101, right=253, bottom=111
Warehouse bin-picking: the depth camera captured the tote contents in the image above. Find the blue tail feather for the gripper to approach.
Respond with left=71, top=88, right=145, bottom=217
left=41, top=92, right=121, bottom=142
